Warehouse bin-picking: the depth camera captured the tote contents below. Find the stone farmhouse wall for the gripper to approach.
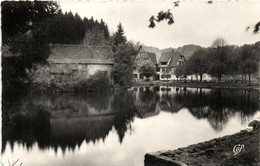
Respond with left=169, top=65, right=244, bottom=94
left=30, top=63, right=114, bottom=86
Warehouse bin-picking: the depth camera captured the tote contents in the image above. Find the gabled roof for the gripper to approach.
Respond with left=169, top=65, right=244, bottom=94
left=48, top=44, right=114, bottom=64
left=134, top=46, right=158, bottom=65
left=169, top=52, right=184, bottom=67
left=146, top=52, right=157, bottom=65
left=159, top=52, right=173, bottom=63
left=159, top=51, right=184, bottom=67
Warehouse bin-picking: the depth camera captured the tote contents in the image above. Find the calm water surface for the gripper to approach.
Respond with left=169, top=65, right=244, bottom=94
left=2, top=86, right=260, bottom=166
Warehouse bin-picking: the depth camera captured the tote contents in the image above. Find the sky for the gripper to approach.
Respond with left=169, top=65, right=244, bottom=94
left=60, top=0, right=260, bottom=49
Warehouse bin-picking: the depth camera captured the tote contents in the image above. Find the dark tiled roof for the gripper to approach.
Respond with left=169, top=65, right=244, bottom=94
left=159, top=52, right=172, bottom=63
left=169, top=52, right=183, bottom=67
left=146, top=52, right=157, bottom=65
left=48, top=44, right=114, bottom=64
left=159, top=51, right=184, bottom=67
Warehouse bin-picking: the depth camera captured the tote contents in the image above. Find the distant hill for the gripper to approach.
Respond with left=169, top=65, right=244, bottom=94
left=255, top=41, right=260, bottom=47
left=141, top=44, right=202, bottom=62
left=161, top=47, right=175, bottom=53
left=175, top=44, right=202, bottom=59
left=141, top=42, right=260, bottom=63
left=142, top=45, right=162, bottom=62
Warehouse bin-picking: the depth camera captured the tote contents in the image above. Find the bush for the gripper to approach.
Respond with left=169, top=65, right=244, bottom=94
left=75, top=70, right=110, bottom=91
left=139, top=62, right=156, bottom=80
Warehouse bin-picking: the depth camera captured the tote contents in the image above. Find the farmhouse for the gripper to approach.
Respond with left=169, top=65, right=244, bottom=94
left=46, top=44, right=114, bottom=85
left=133, top=46, right=158, bottom=82
left=158, top=51, right=185, bottom=81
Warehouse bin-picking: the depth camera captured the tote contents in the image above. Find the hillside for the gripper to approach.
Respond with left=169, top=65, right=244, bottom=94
left=142, top=45, right=162, bottom=62
left=141, top=44, right=202, bottom=62
left=175, top=44, right=202, bottom=59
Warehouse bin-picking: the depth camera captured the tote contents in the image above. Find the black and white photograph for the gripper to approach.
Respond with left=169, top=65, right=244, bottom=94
left=1, top=0, right=260, bottom=166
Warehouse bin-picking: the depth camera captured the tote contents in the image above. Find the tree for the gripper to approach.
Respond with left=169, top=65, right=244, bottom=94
left=83, top=26, right=110, bottom=46
left=1, top=1, right=61, bottom=43
left=238, top=44, right=259, bottom=85
left=148, top=1, right=259, bottom=33
left=139, top=63, right=156, bottom=80
left=212, top=37, right=227, bottom=48
left=149, top=9, right=174, bottom=28
left=175, top=64, right=188, bottom=82
left=112, top=23, right=137, bottom=86
left=113, top=23, right=127, bottom=47
left=185, top=48, right=208, bottom=82
left=113, top=43, right=137, bottom=87
left=1, top=1, right=61, bottom=88
left=207, top=38, right=229, bottom=83
left=100, top=19, right=110, bottom=39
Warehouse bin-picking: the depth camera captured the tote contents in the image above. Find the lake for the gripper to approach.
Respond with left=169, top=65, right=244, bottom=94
left=1, top=86, right=259, bottom=166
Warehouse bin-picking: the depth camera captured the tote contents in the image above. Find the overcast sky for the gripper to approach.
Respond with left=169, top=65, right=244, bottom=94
left=60, top=1, right=260, bottom=49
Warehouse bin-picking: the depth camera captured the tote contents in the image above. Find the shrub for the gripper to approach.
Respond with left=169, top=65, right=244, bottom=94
left=75, top=70, right=110, bottom=91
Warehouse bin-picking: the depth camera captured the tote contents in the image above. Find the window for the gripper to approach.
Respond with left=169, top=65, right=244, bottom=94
left=133, top=74, right=138, bottom=78
left=161, top=62, right=167, bottom=65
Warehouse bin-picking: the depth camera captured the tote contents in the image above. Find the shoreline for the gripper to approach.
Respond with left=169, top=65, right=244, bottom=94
left=133, top=82, right=260, bottom=91
left=3, top=81, right=259, bottom=94
left=145, top=120, right=260, bottom=166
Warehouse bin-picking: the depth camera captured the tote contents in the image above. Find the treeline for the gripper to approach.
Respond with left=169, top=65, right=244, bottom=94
left=44, top=12, right=110, bottom=45
left=2, top=1, right=136, bottom=90
left=175, top=38, right=260, bottom=84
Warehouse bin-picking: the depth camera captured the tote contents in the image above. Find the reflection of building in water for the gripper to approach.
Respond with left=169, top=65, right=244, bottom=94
left=19, top=93, right=115, bottom=118
left=132, top=86, right=159, bottom=118
left=2, top=90, right=142, bottom=152
left=2, top=87, right=259, bottom=154
left=158, top=86, right=181, bottom=113
left=2, top=93, right=117, bottom=154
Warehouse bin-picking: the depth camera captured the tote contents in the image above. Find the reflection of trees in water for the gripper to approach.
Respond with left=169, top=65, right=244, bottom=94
left=2, top=115, right=114, bottom=154
left=112, top=91, right=137, bottom=143
left=139, top=87, right=156, bottom=103
left=239, top=90, right=259, bottom=124
left=2, top=93, right=112, bottom=120
left=159, top=88, right=181, bottom=113
left=2, top=87, right=259, bottom=154
left=2, top=91, right=137, bottom=153
left=84, top=93, right=110, bottom=112
left=172, top=88, right=259, bottom=132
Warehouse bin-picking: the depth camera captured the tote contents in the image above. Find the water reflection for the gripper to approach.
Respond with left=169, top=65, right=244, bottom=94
left=171, top=87, right=259, bottom=131
left=2, top=87, right=259, bottom=159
